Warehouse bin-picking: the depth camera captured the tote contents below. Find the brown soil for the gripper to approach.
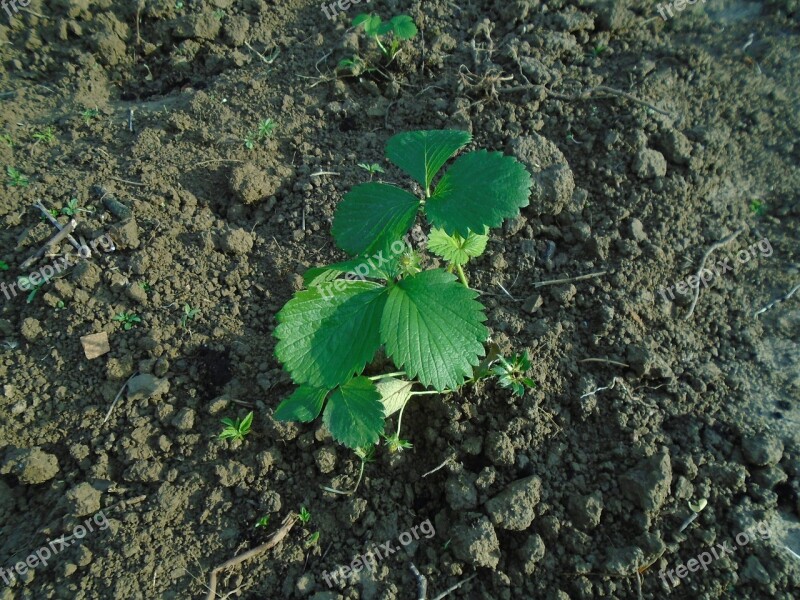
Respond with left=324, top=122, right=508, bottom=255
left=1, top=1, right=798, bottom=599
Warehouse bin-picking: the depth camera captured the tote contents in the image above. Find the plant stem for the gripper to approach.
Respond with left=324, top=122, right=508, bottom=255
left=368, top=371, right=406, bottom=380
left=456, top=264, right=469, bottom=287
left=411, top=390, right=445, bottom=396
left=396, top=400, right=408, bottom=438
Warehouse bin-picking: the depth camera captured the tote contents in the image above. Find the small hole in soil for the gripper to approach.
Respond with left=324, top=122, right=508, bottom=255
left=195, top=345, right=233, bottom=398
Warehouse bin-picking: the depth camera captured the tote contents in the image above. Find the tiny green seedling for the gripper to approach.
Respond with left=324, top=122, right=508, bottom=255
left=492, top=351, right=536, bottom=397
left=336, top=55, right=369, bottom=76
left=181, top=304, right=199, bottom=328
left=590, top=44, right=608, bottom=57
left=254, top=515, right=270, bottom=529
left=0, top=260, right=9, bottom=271
left=352, top=13, right=418, bottom=61
left=175, top=0, right=184, bottom=8
left=139, top=281, right=152, bottom=294
left=32, top=127, right=56, bottom=145
left=20, top=278, right=45, bottom=304
left=750, top=199, right=765, bottom=216
left=357, top=163, right=385, bottom=179
left=219, top=411, right=253, bottom=441
left=245, top=119, right=276, bottom=149
left=81, top=109, right=99, bottom=125
left=6, top=167, right=29, bottom=187
left=213, top=9, right=225, bottom=19
left=113, top=312, right=142, bottom=330
left=305, top=531, right=320, bottom=548
left=298, top=506, right=311, bottom=524
left=0, top=134, right=12, bottom=148
left=60, top=198, right=93, bottom=216
left=54, top=300, right=66, bottom=312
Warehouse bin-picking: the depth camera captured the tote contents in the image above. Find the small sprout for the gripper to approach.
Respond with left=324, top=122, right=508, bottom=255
left=181, top=304, right=199, bottom=328
left=591, top=44, right=608, bottom=57
left=139, top=281, right=152, bottom=295
left=305, top=531, right=320, bottom=548
left=442, top=539, right=451, bottom=550
left=298, top=506, right=311, bottom=524
left=397, top=250, right=422, bottom=277
left=357, top=162, right=385, bottom=179
left=0, top=134, right=13, bottom=148
left=219, top=411, right=253, bottom=441
left=336, top=55, right=368, bottom=76
left=60, top=198, right=93, bottom=216
left=254, top=515, right=270, bottom=529
left=54, top=300, right=66, bottom=311
left=6, top=166, right=29, bottom=187
left=22, top=279, right=45, bottom=304
left=213, top=8, right=225, bottom=19
left=113, top=312, right=142, bottom=330
left=0, top=260, right=9, bottom=271
left=245, top=119, right=276, bottom=149
left=688, top=498, right=708, bottom=513
left=81, top=108, right=99, bottom=125
left=175, top=0, right=184, bottom=8
left=492, top=351, right=536, bottom=397
left=750, top=199, right=765, bottom=216
left=383, top=433, right=413, bottom=453
left=352, top=13, right=418, bottom=60
left=32, top=126, right=56, bottom=144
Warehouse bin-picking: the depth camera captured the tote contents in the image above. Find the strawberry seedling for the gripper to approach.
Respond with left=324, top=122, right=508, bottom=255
left=357, top=162, right=385, bottom=179
left=113, top=312, right=141, bottom=330
left=60, top=198, right=93, bottom=216
left=273, top=130, right=532, bottom=450
left=352, top=13, right=418, bottom=61
left=6, top=166, right=29, bottom=187
left=219, top=411, right=253, bottom=441
left=181, top=304, right=199, bottom=328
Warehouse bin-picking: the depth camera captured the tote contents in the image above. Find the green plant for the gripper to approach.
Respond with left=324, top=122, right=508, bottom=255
left=60, top=198, right=93, bottom=216
left=336, top=55, right=369, bottom=76
left=750, top=199, right=765, bottom=216
left=213, top=8, right=225, bottom=19
left=0, top=260, right=8, bottom=271
left=357, top=163, right=385, bottom=179
left=139, top=281, right=152, bottom=294
left=352, top=13, right=418, bottom=61
left=6, top=166, right=29, bottom=187
left=181, top=304, right=199, bottom=328
left=218, top=411, right=253, bottom=441
left=81, top=108, right=99, bottom=125
left=19, top=277, right=45, bottom=304
left=273, top=130, right=532, bottom=449
left=245, top=118, right=276, bottom=149
left=590, top=44, right=607, bottom=57
left=305, top=531, right=320, bottom=548
left=0, top=134, right=12, bottom=148
left=113, top=311, right=141, bottom=330
left=298, top=506, right=311, bottom=524
left=492, top=351, right=536, bottom=397
left=32, top=127, right=56, bottom=144
left=175, top=0, right=184, bottom=8
left=254, top=515, right=270, bottom=529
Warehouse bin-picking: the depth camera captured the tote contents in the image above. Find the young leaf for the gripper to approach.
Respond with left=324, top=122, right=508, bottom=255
left=428, top=150, right=532, bottom=237
left=390, top=15, right=418, bottom=40
left=427, top=227, right=489, bottom=266
left=323, top=377, right=385, bottom=448
left=375, top=377, right=414, bottom=417
left=275, top=385, right=329, bottom=422
left=275, top=282, right=389, bottom=388
left=353, top=13, right=381, bottom=36
left=331, top=182, right=420, bottom=256
left=381, top=269, right=488, bottom=391
left=385, top=130, right=472, bottom=192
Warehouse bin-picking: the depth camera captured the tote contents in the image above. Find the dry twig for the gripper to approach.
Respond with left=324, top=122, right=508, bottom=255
left=533, top=271, right=608, bottom=289
left=684, top=227, right=745, bottom=319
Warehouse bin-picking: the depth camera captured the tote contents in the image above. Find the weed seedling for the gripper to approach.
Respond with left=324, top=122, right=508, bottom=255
left=175, top=0, right=184, bottom=8
left=23, top=280, right=45, bottom=304
left=352, top=13, right=418, bottom=61
left=298, top=506, right=311, bottom=525
left=213, top=9, right=225, bottom=19
left=0, top=134, right=12, bottom=148
left=245, top=118, right=276, bottom=149
left=273, top=130, right=532, bottom=450
left=81, top=109, right=99, bottom=125
left=219, top=411, right=253, bottom=441
left=139, top=281, right=152, bottom=295
left=590, top=44, right=608, bottom=58
left=60, top=198, right=93, bottom=216
left=750, top=199, right=765, bottom=216
left=32, top=127, right=56, bottom=145
left=305, top=531, right=320, bottom=548
left=357, top=163, right=385, bottom=179
left=254, top=515, right=270, bottom=529
left=336, top=55, right=369, bottom=77
left=492, top=351, right=536, bottom=397
left=181, top=304, right=199, bottom=328
left=0, top=260, right=8, bottom=271
left=113, top=312, right=141, bottom=330
left=6, top=167, right=29, bottom=187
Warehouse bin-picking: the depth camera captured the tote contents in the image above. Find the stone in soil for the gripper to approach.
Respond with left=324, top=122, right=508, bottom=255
left=619, top=449, right=672, bottom=512
left=1, top=447, right=60, bottom=484
left=450, top=513, right=501, bottom=568
left=484, top=475, right=542, bottom=530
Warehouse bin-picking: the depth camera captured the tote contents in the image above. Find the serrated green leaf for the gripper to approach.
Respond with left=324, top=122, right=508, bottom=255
left=381, top=269, right=488, bottom=391
left=390, top=15, right=417, bottom=39
left=427, top=227, right=488, bottom=266
left=275, top=386, right=329, bottom=422
left=353, top=12, right=381, bottom=36
left=376, top=20, right=393, bottom=35
left=375, top=377, right=414, bottom=417
left=385, top=130, right=472, bottom=191
left=303, top=253, right=392, bottom=288
left=428, top=150, right=532, bottom=237
left=323, top=377, right=385, bottom=448
left=332, top=182, right=420, bottom=256
left=275, top=282, right=388, bottom=388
